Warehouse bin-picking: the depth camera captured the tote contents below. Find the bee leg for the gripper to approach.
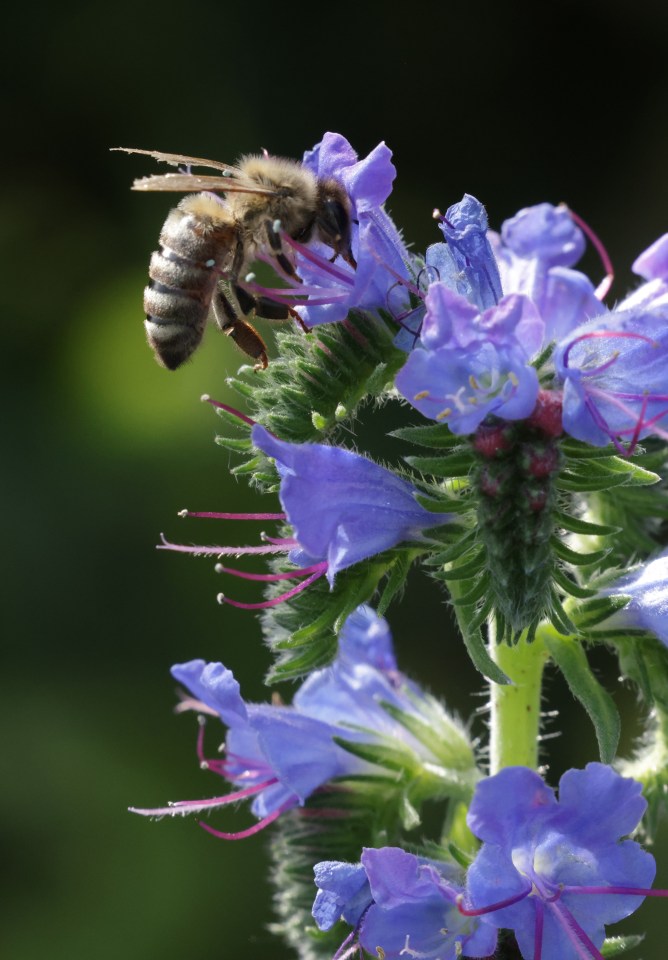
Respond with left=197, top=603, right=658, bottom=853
left=212, top=287, right=268, bottom=370
left=233, top=283, right=297, bottom=324
left=264, top=220, right=302, bottom=282
left=315, top=198, right=357, bottom=269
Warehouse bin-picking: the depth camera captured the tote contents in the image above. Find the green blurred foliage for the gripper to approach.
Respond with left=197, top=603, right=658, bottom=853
left=3, top=0, right=668, bottom=957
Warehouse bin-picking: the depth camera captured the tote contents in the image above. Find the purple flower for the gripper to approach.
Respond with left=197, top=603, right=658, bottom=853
left=130, top=606, right=474, bottom=839
left=395, top=288, right=544, bottom=434
left=129, top=658, right=368, bottom=838
left=251, top=424, right=452, bottom=586
left=313, top=847, right=497, bottom=959
left=262, top=132, right=415, bottom=328
left=294, top=604, right=476, bottom=772
left=435, top=193, right=503, bottom=311
left=464, top=764, right=662, bottom=960
left=158, top=424, right=451, bottom=609
left=620, top=233, right=668, bottom=311
left=600, top=549, right=668, bottom=644
left=555, top=305, right=668, bottom=450
left=491, top=202, right=605, bottom=343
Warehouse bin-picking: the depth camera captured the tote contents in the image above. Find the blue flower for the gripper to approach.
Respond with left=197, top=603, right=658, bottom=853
left=289, top=132, right=415, bottom=328
left=491, top=202, right=605, bottom=342
left=395, top=288, right=544, bottom=434
left=252, top=425, right=452, bottom=586
left=129, top=658, right=368, bottom=838
left=427, top=194, right=502, bottom=311
left=294, top=604, right=475, bottom=772
left=313, top=847, right=497, bottom=959
left=130, top=606, right=473, bottom=837
left=554, top=305, right=668, bottom=450
left=600, top=549, right=668, bottom=644
left=621, top=233, right=668, bottom=311
left=464, top=764, right=660, bottom=960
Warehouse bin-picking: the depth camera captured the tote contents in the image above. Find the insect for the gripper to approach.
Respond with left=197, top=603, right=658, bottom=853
left=114, top=148, right=357, bottom=370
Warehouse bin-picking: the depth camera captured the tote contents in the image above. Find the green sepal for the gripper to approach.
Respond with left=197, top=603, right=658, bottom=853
left=570, top=594, right=631, bottom=630
left=262, top=555, right=401, bottom=684
left=378, top=699, right=476, bottom=774
left=390, top=423, right=463, bottom=449
left=213, top=434, right=253, bottom=454
left=612, top=633, right=668, bottom=711
left=543, top=631, right=620, bottom=763
left=449, top=574, right=491, bottom=607
left=461, top=613, right=511, bottom=685
left=404, top=453, right=475, bottom=477
left=551, top=566, right=597, bottom=599
left=376, top=551, right=416, bottom=617
left=551, top=537, right=610, bottom=567
left=557, top=471, right=631, bottom=493
left=332, top=735, right=424, bottom=779
left=431, top=552, right=485, bottom=582
left=554, top=511, right=621, bottom=537
left=600, top=936, right=645, bottom=958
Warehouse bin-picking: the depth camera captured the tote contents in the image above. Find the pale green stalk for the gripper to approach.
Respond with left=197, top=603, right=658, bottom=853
left=488, top=620, right=548, bottom=774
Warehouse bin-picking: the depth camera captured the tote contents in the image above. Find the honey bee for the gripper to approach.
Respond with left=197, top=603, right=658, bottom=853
left=114, top=147, right=357, bottom=370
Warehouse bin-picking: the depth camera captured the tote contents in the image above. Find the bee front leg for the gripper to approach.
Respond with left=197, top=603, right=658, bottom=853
left=264, top=220, right=302, bottom=282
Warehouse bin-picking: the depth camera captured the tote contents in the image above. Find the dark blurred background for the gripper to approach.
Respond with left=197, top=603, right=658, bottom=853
left=3, top=0, right=668, bottom=957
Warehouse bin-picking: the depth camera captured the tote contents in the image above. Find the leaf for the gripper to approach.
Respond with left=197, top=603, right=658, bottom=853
left=544, top=632, right=620, bottom=763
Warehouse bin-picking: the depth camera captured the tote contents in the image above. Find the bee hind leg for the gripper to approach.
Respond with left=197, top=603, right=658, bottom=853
left=212, top=287, right=268, bottom=370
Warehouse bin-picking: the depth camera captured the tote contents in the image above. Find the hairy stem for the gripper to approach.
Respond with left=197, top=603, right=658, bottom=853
left=488, top=621, right=548, bottom=774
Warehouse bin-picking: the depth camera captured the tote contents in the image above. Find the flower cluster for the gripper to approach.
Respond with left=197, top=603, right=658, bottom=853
left=127, top=132, right=668, bottom=960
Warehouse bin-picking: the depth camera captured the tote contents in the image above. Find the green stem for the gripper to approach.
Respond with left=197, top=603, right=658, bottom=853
left=488, top=621, right=548, bottom=774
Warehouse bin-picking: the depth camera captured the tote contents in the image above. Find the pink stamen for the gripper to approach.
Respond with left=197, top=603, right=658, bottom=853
left=562, top=329, right=657, bottom=370
left=332, top=929, right=361, bottom=960
left=243, top=280, right=348, bottom=300
left=456, top=884, right=531, bottom=917
left=128, top=778, right=278, bottom=818
left=282, top=233, right=355, bottom=284
left=198, top=805, right=285, bottom=840
left=562, top=884, right=668, bottom=898
left=217, top=565, right=327, bottom=609
left=261, top=534, right=299, bottom=546
left=200, top=395, right=257, bottom=427
left=534, top=896, right=544, bottom=960
left=215, top=562, right=328, bottom=582
left=567, top=207, right=614, bottom=301
left=627, top=392, right=650, bottom=455
left=179, top=510, right=285, bottom=521
left=157, top=533, right=288, bottom=557
left=550, top=897, right=604, bottom=960
left=368, top=245, right=422, bottom=299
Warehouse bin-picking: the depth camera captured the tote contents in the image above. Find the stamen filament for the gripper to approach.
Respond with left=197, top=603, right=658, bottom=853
left=198, top=805, right=285, bottom=840
left=456, top=884, right=532, bottom=916
left=157, top=534, right=288, bottom=557
left=178, top=510, right=285, bottom=521
left=200, top=395, right=257, bottom=427
left=214, top=562, right=327, bottom=581
left=217, top=566, right=327, bottom=609
left=567, top=207, right=614, bottom=300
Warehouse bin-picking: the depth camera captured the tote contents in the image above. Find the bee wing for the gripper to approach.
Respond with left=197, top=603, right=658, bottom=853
left=112, top=147, right=239, bottom=173
left=113, top=147, right=279, bottom=196
left=131, top=172, right=279, bottom=195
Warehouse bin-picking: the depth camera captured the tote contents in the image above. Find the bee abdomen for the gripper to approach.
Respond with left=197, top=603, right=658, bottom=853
left=143, top=250, right=218, bottom=370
